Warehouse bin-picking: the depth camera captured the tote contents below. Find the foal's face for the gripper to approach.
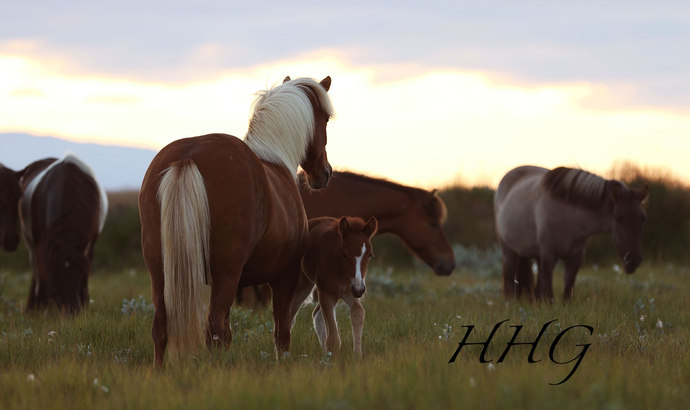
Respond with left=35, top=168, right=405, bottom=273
left=611, top=184, right=649, bottom=274
left=337, top=217, right=377, bottom=298
left=0, top=165, right=22, bottom=252
left=301, top=76, right=332, bottom=190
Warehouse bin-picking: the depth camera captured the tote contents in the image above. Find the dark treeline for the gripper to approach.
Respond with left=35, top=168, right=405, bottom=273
left=1, top=164, right=690, bottom=273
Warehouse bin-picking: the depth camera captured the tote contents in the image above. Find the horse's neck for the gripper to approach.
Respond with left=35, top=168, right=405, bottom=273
left=576, top=203, right=615, bottom=237
left=335, top=177, right=414, bottom=234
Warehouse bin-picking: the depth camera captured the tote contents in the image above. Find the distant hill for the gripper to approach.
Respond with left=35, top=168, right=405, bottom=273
left=0, top=133, right=158, bottom=191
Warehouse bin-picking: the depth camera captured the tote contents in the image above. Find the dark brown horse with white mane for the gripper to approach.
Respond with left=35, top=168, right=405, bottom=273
left=235, top=170, right=455, bottom=309
left=495, top=166, right=649, bottom=302
left=19, top=154, right=108, bottom=313
left=138, top=76, right=334, bottom=366
left=0, top=163, right=24, bottom=253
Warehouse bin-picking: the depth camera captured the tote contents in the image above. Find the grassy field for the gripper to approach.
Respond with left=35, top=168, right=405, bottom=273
left=0, top=262, right=688, bottom=410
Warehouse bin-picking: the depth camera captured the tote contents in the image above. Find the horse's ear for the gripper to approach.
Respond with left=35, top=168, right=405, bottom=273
left=637, top=184, right=650, bottom=206
left=283, top=76, right=291, bottom=83
left=15, top=167, right=26, bottom=179
left=364, top=217, right=378, bottom=237
left=320, top=76, right=331, bottom=92
left=338, top=216, right=349, bottom=234
left=610, top=182, right=624, bottom=203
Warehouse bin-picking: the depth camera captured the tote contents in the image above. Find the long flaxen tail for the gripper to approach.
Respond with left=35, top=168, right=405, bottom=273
left=157, top=158, right=211, bottom=362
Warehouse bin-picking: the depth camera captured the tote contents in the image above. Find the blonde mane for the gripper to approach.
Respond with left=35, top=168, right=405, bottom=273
left=244, top=78, right=334, bottom=180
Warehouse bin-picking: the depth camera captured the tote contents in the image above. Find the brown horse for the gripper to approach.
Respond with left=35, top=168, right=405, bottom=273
left=495, top=166, right=649, bottom=302
left=19, top=154, right=108, bottom=313
left=301, top=171, right=455, bottom=275
left=290, top=216, right=377, bottom=356
left=138, top=76, right=334, bottom=366
left=0, top=163, right=24, bottom=253
left=235, top=171, right=455, bottom=309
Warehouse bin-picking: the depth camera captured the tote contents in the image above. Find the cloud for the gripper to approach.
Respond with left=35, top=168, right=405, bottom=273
left=1, top=1, right=688, bottom=112
left=2, top=52, right=689, bottom=187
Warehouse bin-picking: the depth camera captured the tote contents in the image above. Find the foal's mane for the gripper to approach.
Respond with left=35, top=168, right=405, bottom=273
left=244, top=78, right=334, bottom=180
left=542, top=167, right=613, bottom=210
left=319, top=171, right=448, bottom=223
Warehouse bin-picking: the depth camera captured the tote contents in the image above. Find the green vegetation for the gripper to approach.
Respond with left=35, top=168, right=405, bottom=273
left=1, top=264, right=688, bottom=409
left=1, top=164, right=689, bottom=409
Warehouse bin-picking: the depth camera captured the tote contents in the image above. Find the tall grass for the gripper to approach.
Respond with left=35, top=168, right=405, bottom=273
left=0, top=264, right=688, bottom=409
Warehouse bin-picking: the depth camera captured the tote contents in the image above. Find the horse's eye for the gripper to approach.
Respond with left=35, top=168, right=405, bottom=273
left=342, top=253, right=348, bottom=259
left=429, top=221, right=439, bottom=228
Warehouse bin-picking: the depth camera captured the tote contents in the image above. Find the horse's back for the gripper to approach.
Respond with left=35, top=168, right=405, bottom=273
left=21, top=155, right=105, bottom=245
left=140, top=133, right=308, bottom=278
left=495, top=166, right=548, bottom=257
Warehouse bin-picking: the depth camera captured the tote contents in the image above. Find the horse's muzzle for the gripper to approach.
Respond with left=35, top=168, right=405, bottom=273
left=624, top=257, right=643, bottom=274
left=307, top=165, right=332, bottom=190
left=433, top=257, right=455, bottom=276
left=351, top=284, right=366, bottom=298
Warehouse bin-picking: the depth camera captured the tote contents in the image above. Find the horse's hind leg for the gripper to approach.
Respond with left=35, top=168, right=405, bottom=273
left=146, top=256, right=167, bottom=368
left=516, top=257, right=535, bottom=299
left=563, top=252, right=584, bottom=301
left=207, top=266, right=242, bottom=350
left=269, top=262, right=301, bottom=357
left=500, top=242, right=522, bottom=300
left=288, top=271, right=315, bottom=331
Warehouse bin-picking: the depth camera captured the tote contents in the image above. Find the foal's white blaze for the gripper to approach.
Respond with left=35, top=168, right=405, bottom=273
left=354, top=242, right=366, bottom=285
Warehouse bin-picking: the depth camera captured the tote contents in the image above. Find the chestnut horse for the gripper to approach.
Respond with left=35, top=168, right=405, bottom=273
left=19, top=154, right=108, bottom=313
left=236, top=171, right=455, bottom=309
left=138, top=76, right=334, bottom=366
left=290, top=216, right=377, bottom=356
left=495, top=166, right=649, bottom=302
left=0, top=163, right=24, bottom=253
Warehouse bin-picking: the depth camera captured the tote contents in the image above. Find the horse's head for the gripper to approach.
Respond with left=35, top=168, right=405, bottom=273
left=38, top=225, right=91, bottom=314
left=298, top=76, right=333, bottom=189
left=337, top=216, right=377, bottom=298
left=0, top=164, right=24, bottom=252
left=398, top=190, right=455, bottom=276
left=610, top=182, right=649, bottom=274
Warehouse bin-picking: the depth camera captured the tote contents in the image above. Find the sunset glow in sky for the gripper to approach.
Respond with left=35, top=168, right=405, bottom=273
left=1, top=1, right=689, bottom=188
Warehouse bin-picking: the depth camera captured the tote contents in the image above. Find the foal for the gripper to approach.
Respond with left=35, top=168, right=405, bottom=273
left=294, top=216, right=377, bottom=356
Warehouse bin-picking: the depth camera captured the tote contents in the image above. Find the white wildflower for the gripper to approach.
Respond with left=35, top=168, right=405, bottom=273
left=656, top=319, right=663, bottom=330
left=27, top=374, right=35, bottom=382
left=487, top=363, right=496, bottom=371
left=469, top=377, right=476, bottom=388
left=640, top=315, right=646, bottom=322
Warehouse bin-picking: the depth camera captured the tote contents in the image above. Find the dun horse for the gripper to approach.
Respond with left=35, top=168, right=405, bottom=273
left=495, top=166, right=649, bottom=302
left=19, top=154, right=108, bottom=313
left=138, top=76, right=334, bottom=366
left=292, top=216, right=377, bottom=356
left=0, top=164, right=24, bottom=253
left=236, top=171, right=455, bottom=309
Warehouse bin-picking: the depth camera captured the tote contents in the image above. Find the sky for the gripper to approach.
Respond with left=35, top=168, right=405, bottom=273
left=1, top=0, right=689, bottom=188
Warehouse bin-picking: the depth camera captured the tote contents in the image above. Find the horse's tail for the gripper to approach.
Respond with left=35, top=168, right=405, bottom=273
left=157, top=159, right=210, bottom=362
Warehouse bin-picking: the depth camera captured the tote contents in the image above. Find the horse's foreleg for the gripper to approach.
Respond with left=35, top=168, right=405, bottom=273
left=312, top=303, right=327, bottom=349
left=344, top=296, right=365, bottom=357
left=563, top=252, right=584, bottom=301
left=535, top=255, right=557, bottom=303
left=269, top=264, right=301, bottom=357
left=319, top=295, right=341, bottom=354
